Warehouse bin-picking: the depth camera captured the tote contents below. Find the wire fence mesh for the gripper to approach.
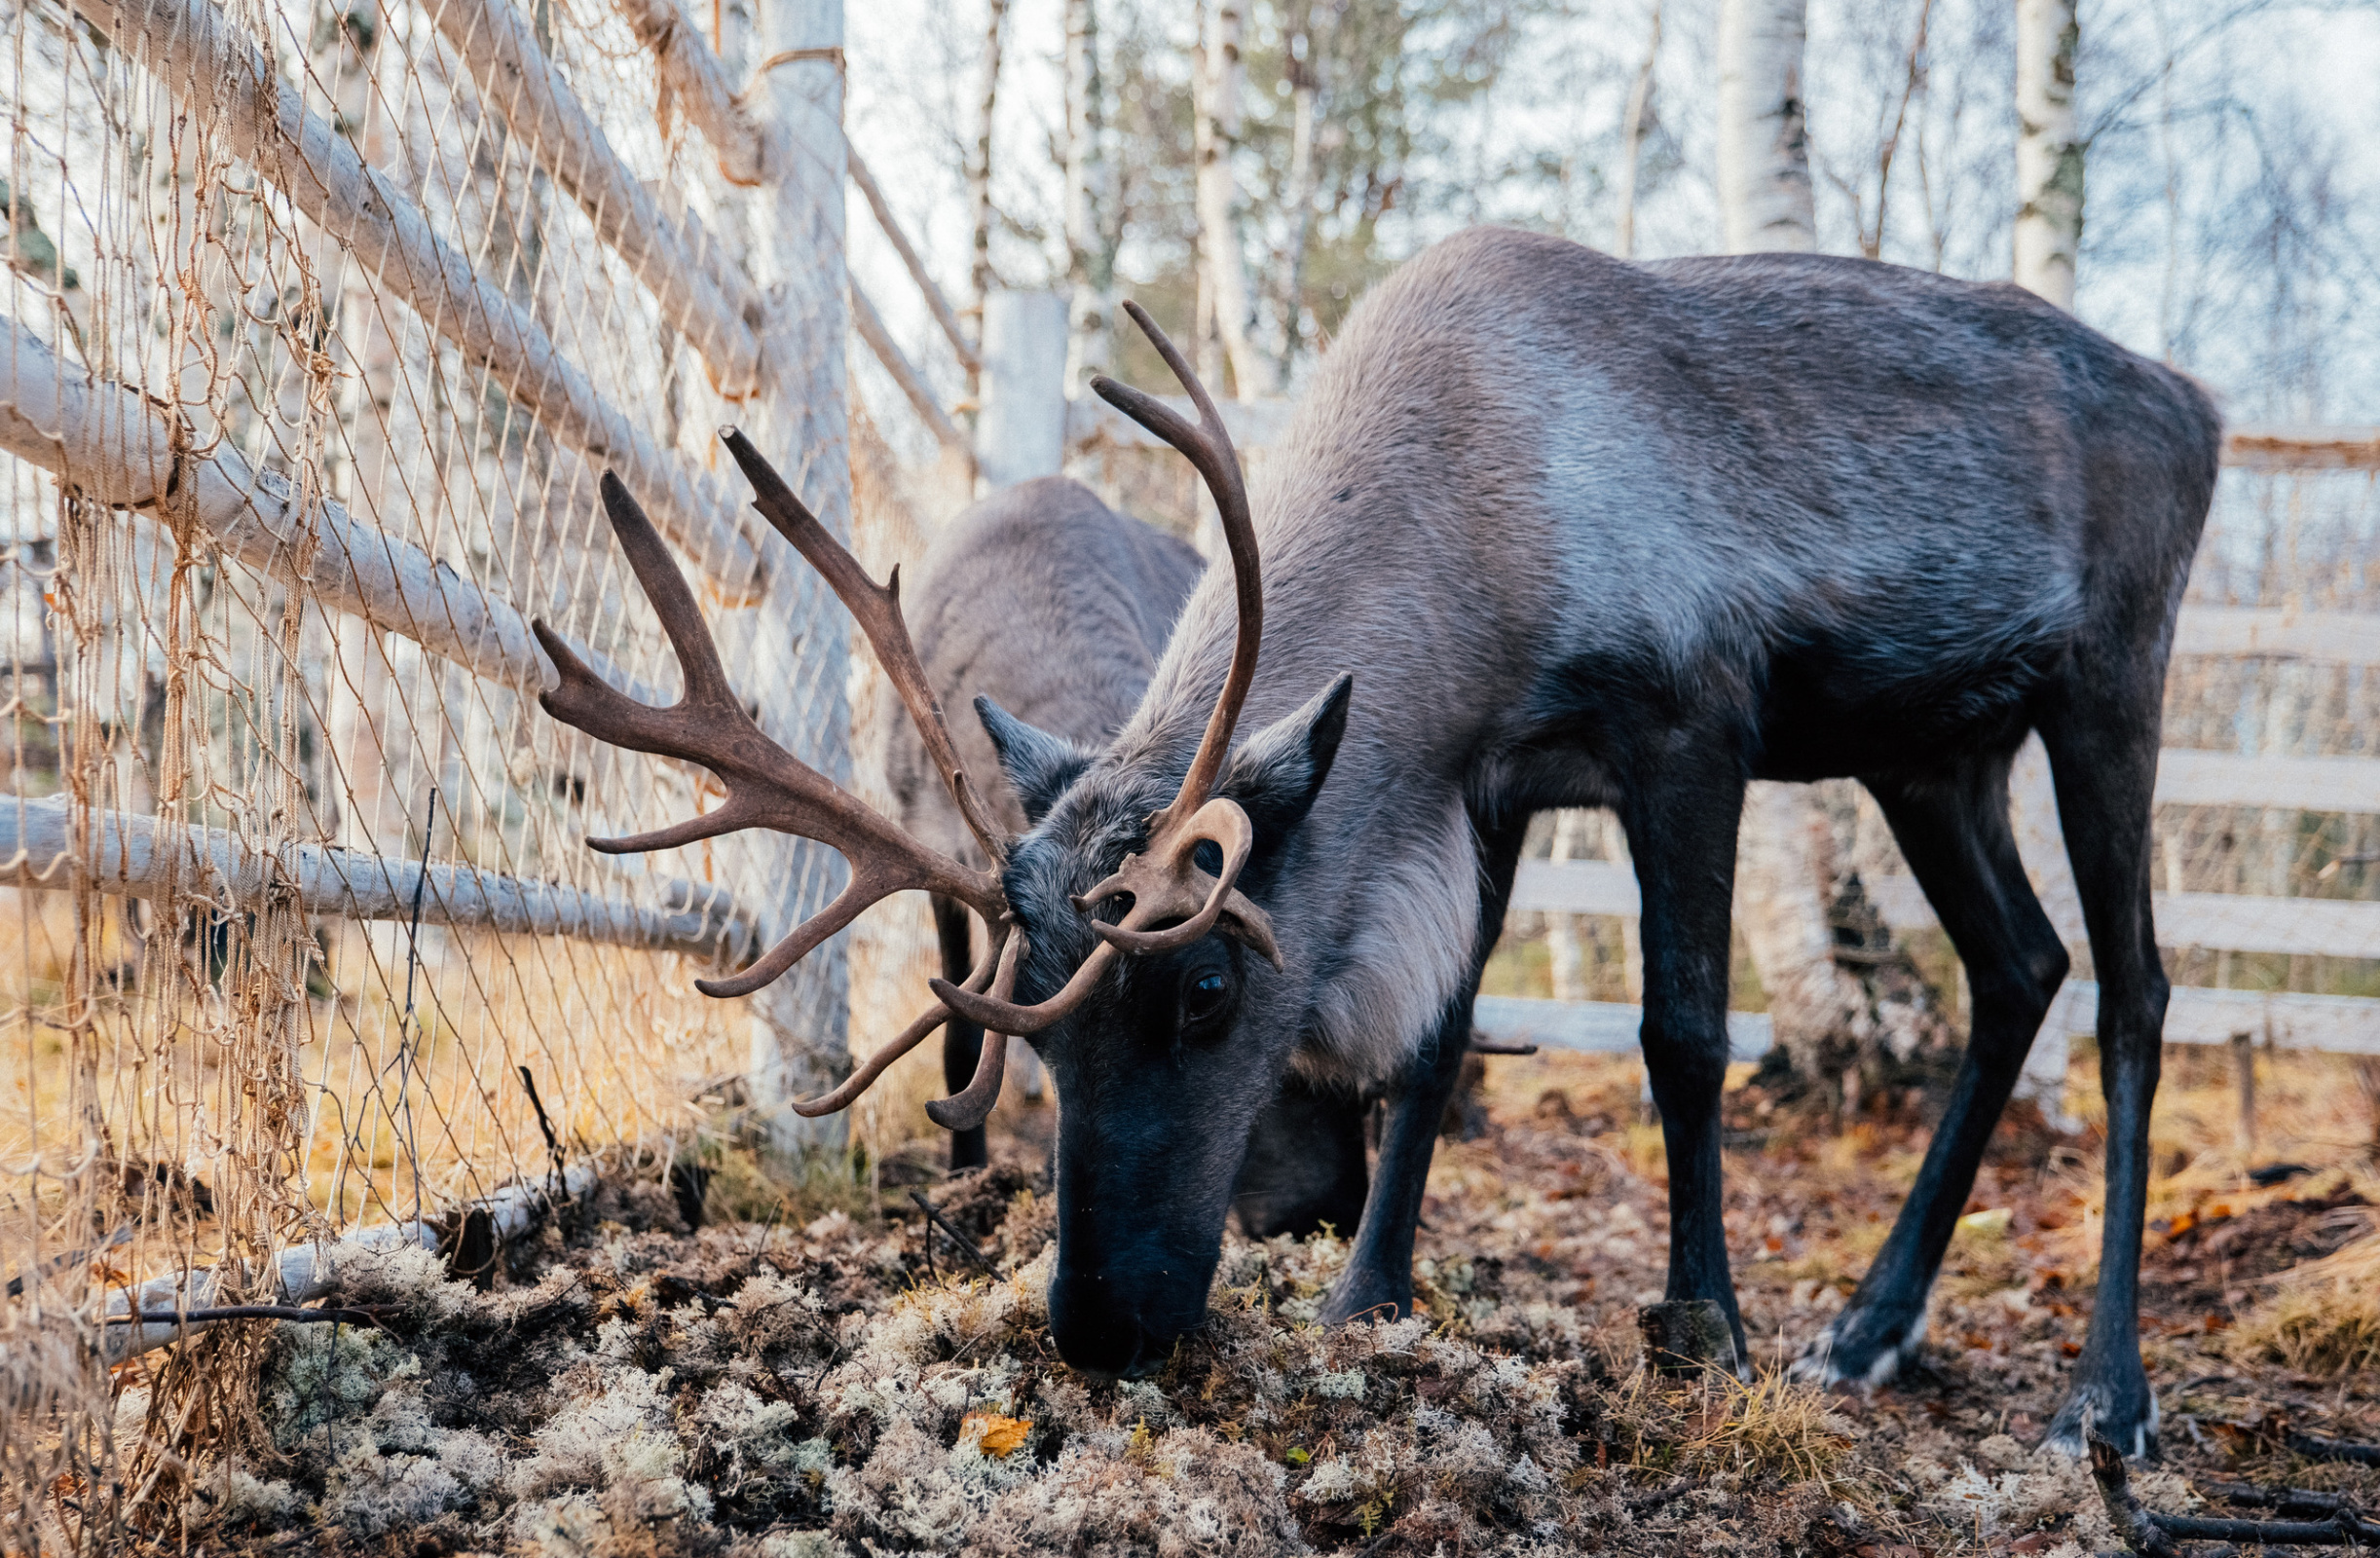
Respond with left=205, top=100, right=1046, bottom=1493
left=0, top=0, right=855, bottom=1539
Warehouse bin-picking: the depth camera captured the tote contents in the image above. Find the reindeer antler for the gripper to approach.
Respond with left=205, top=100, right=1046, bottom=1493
left=929, top=302, right=1280, bottom=1037
left=533, top=464, right=1012, bottom=1124
left=545, top=315, right=1279, bottom=1115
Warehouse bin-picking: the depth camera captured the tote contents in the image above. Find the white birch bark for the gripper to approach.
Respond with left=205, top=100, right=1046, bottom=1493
left=1615, top=3, right=1661, bottom=259
left=1271, top=0, right=1335, bottom=376
left=1734, top=782, right=1867, bottom=1077
left=1194, top=0, right=1272, bottom=398
left=1544, top=810, right=1593, bottom=1002
left=1062, top=0, right=1114, bottom=391
left=966, top=0, right=1007, bottom=409
left=1715, top=0, right=1849, bottom=1077
left=1716, top=0, right=1815, bottom=254
left=2013, top=0, right=2081, bottom=309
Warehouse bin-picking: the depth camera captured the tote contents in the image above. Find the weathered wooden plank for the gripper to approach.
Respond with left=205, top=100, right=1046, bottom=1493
left=2154, top=749, right=2380, bottom=813
left=73, top=0, right=765, bottom=594
left=428, top=0, right=763, bottom=394
left=1513, top=858, right=2380, bottom=959
left=1472, top=994, right=1772, bottom=1062
left=2222, top=425, right=2380, bottom=472
left=1510, top=858, right=1638, bottom=916
left=1472, top=986, right=2380, bottom=1063
left=613, top=0, right=767, bottom=184
left=100, top=1163, right=599, bottom=1361
left=2150, top=891, right=2380, bottom=961
left=0, top=796, right=751, bottom=957
left=0, top=316, right=661, bottom=702
left=2054, top=982, right=2380, bottom=1054
left=2173, top=606, right=2377, bottom=662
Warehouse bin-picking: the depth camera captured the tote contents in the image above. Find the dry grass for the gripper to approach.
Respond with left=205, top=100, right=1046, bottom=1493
left=2228, top=1214, right=2380, bottom=1376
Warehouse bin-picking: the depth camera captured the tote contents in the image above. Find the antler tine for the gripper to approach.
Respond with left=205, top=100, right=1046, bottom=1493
left=922, top=928, right=1026, bottom=1131
left=1089, top=301, right=1262, bottom=822
left=788, top=924, right=1014, bottom=1118
left=720, top=427, right=1010, bottom=868
left=536, top=468, right=1004, bottom=1010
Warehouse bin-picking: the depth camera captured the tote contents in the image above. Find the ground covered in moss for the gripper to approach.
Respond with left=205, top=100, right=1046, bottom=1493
left=135, top=1051, right=2380, bottom=1556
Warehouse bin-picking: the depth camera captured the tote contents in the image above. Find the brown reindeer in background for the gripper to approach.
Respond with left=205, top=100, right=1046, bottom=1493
left=883, top=476, right=1367, bottom=1239
left=539, top=230, right=2217, bottom=1457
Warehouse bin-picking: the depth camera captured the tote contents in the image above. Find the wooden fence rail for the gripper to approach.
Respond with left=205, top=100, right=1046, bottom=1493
left=427, top=0, right=765, bottom=395
left=0, top=319, right=660, bottom=703
left=72, top=0, right=768, bottom=595
left=0, top=797, right=753, bottom=955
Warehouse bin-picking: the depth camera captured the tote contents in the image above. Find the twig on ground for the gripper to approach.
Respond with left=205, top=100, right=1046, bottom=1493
left=2279, top=1426, right=2380, bottom=1467
left=2094, top=1434, right=2380, bottom=1551
left=518, top=1064, right=567, bottom=1187
left=9, top=1223, right=132, bottom=1298
left=909, top=1190, right=993, bottom=1272
left=2090, top=1435, right=2183, bottom=1556
left=2208, top=1413, right=2380, bottom=1466
left=106, top=1304, right=399, bottom=1328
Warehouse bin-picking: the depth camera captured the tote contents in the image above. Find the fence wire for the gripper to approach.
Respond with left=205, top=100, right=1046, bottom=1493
left=0, top=0, right=854, bottom=1539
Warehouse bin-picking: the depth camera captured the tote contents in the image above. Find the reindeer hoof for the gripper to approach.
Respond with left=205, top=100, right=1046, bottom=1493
left=1640, top=1299, right=1742, bottom=1377
left=2046, top=1375, right=2160, bottom=1461
left=1791, top=1301, right=1927, bottom=1389
left=1318, top=1268, right=1411, bottom=1325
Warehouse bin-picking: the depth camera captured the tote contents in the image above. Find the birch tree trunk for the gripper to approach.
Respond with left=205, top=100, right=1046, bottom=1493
left=2013, top=0, right=2081, bottom=308
left=1716, top=0, right=1815, bottom=253
left=1272, top=0, right=1335, bottom=377
left=1734, top=783, right=1867, bottom=1087
left=966, top=0, right=1008, bottom=409
left=1062, top=0, right=1113, bottom=390
left=1715, top=0, right=1881, bottom=1109
left=1193, top=0, right=1271, bottom=398
left=1544, top=809, right=1594, bottom=1002
left=1614, top=3, right=1661, bottom=259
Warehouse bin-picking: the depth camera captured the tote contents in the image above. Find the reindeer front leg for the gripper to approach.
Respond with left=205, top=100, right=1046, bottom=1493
left=1624, top=756, right=1753, bottom=1372
left=1320, top=815, right=1528, bottom=1325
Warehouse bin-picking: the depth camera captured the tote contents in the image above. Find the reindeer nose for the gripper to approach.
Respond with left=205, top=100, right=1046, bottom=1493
left=1047, top=1266, right=1195, bottom=1378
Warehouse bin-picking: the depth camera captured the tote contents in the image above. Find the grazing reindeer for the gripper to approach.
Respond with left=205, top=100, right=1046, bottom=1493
left=885, top=477, right=1369, bottom=1237
left=538, top=228, right=2216, bottom=1458
left=884, top=475, right=1201, bottom=1170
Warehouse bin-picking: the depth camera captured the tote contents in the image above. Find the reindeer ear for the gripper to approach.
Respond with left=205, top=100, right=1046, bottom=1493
left=976, top=696, right=1096, bottom=825
left=1218, top=674, right=1353, bottom=848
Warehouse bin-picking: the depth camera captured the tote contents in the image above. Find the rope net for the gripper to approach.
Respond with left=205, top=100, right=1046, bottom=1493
left=0, top=0, right=856, bottom=1539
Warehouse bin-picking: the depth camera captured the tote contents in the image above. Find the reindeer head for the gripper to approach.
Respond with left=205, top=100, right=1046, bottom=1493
left=534, top=304, right=1349, bottom=1377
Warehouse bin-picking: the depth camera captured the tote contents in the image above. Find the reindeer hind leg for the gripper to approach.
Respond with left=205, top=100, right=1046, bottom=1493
left=1796, top=748, right=2067, bottom=1389
left=2037, top=677, right=2170, bottom=1459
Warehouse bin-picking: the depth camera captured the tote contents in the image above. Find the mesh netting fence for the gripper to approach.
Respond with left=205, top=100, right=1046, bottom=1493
left=0, top=0, right=867, bottom=1538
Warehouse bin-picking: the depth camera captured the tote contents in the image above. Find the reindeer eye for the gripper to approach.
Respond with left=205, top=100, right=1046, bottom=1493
left=1180, top=968, right=1230, bottom=1024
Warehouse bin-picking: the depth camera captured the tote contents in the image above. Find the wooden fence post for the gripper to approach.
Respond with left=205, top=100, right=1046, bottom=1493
left=736, top=0, right=854, bottom=1153
left=978, top=288, right=1070, bottom=490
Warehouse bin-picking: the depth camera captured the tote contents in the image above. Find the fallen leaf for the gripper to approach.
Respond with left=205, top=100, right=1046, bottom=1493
left=961, top=1411, right=1032, bottom=1458
left=2060, top=1341, right=2081, bottom=1358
